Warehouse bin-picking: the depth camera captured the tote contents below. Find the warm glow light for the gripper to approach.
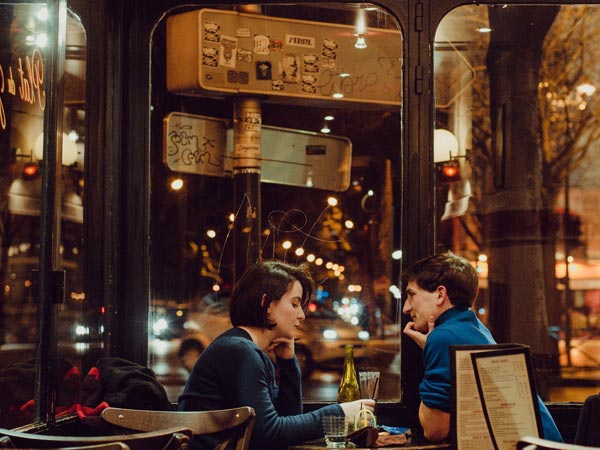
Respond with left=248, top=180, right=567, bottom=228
left=354, top=34, right=367, bottom=49
left=206, top=229, right=216, bottom=238
left=344, top=220, right=354, bottom=229
left=295, top=247, right=305, bottom=256
left=282, top=240, right=292, bottom=250
left=36, top=7, right=48, bottom=21
left=392, top=250, right=403, bottom=260
left=321, top=123, right=331, bottom=134
left=315, top=258, right=323, bottom=266
left=434, top=129, right=459, bottom=163
left=34, top=132, right=78, bottom=166
left=476, top=27, right=492, bottom=33
left=332, top=92, right=344, bottom=99
left=170, top=178, right=184, bottom=190
left=35, top=33, right=47, bottom=47
left=327, top=196, right=338, bottom=207
left=324, top=115, right=335, bottom=121
left=229, top=213, right=235, bottom=222
left=576, top=82, right=596, bottom=97
left=212, top=284, right=220, bottom=292
left=306, top=254, right=315, bottom=262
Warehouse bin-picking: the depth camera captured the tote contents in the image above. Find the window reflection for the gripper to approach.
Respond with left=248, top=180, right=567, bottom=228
left=150, top=3, right=403, bottom=402
left=435, top=4, right=600, bottom=402
left=0, top=4, right=87, bottom=427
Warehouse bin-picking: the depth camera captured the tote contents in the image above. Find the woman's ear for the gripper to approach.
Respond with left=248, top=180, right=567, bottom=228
left=261, top=293, right=271, bottom=312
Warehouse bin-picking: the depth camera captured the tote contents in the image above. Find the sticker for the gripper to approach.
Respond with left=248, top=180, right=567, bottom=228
left=301, top=74, right=317, bottom=94
left=219, top=36, right=238, bottom=68
left=237, top=48, right=253, bottom=63
left=272, top=80, right=284, bottom=91
left=254, top=35, right=270, bottom=55
left=242, top=112, right=261, bottom=132
left=282, top=54, right=299, bottom=83
left=227, top=71, right=249, bottom=84
left=321, top=57, right=336, bottom=70
left=203, top=21, right=220, bottom=43
left=303, top=54, right=319, bottom=73
left=236, top=27, right=251, bottom=38
left=256, top=61, right=272, bottom=80
left=202, top=47, right=219, bottom=67
left=269, top=39, right=284, bottom=51
left=322, top=38, right=338, bottom=60
left=285, top=34, right=315, bottom=48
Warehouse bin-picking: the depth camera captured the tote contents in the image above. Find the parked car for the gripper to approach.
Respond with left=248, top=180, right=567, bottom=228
left=177, top=296, right=399, bottom=378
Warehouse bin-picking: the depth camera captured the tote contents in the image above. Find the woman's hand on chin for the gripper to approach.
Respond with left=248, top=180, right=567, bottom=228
left=267, top=337, right=296, bottom=359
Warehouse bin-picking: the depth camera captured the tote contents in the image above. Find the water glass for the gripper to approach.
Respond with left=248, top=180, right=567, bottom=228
left=322, top=415, right=348, bottom=448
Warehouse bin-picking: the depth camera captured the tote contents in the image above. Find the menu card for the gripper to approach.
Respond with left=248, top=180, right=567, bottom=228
left=450, top=344, right=542, bottom=450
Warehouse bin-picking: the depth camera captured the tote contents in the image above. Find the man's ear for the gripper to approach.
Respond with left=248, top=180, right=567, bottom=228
left=436, top=286, right=447, bottom=305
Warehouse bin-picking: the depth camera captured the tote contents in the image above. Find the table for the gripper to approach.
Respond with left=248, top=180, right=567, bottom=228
left=288, top=438, right=452, bottom=450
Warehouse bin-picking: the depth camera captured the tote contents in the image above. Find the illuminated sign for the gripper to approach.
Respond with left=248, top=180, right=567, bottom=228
left=166, top=9, right=402, bottom=106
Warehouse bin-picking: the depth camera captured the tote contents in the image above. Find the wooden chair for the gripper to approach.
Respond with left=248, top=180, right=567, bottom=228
left=517, top=435, right=599, bottom=450
left=101, top=406, right=256, bottom=450
left=0, top=425, right=191, bottom=449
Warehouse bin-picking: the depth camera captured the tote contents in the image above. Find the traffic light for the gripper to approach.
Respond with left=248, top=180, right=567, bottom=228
left=22, top=162, right=40, bottom=180
left=437, top=159, right=461, bottom=183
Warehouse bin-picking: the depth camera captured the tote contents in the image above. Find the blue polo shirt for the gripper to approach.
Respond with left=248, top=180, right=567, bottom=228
left=420, top=307, right=563, bottom=442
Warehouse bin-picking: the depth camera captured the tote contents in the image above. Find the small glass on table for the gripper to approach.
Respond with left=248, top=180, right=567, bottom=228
left=322, top=415, right=348, bottom=448
left=358, top=370, right=380, bottom=400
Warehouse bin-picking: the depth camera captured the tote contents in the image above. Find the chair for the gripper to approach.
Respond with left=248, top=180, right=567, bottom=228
left=0, top=425, right=191, bottom=449
left=101, top=406, right=256, bottom=450
left=517, top=435, right=600, bottom=450
left=574, top=393, right=600, bottom=447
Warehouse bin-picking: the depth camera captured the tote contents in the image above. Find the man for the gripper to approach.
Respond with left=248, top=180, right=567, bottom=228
left=402, top=252, right=563, bottom=443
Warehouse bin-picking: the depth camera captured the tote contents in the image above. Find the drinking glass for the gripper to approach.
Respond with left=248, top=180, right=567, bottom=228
left=322, top=415, right=348, bottom=448
left=358, top=370, right=380, bottom=400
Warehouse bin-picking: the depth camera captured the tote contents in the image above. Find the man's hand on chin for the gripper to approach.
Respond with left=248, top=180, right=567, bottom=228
left=402, top=315, right=435, bottom=349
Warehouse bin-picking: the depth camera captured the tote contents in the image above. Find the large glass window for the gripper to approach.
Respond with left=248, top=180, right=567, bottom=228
left=149, top=4, right=403, bottom=402
left=434, top=4, right=600, bottom=402
left=0, top=4, right=87, bottom=427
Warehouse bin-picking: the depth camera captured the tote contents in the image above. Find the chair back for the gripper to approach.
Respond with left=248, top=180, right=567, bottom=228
left=101, top=406, right=256, bottom=450
left=517, top=435, right=599, bottom=450
left=574, top=393, right=600, bottom=447
left=0, top=425, right=191, bottom=449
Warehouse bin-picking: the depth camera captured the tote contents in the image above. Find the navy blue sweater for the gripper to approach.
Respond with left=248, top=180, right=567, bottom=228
left=179, top=327, right=342, bottom=450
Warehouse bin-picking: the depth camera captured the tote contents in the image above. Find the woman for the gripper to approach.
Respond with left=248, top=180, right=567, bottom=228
left=178, top=260, right=374, bottom=450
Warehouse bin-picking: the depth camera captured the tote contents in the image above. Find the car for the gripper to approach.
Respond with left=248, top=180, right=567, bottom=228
left=177, top=296, right=399, bottom=379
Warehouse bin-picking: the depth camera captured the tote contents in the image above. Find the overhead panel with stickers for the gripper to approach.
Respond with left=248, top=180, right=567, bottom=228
left=166, top=9, right=402, bottom=107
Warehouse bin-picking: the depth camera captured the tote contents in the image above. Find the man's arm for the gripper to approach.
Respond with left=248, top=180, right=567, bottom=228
left=419, top=402, right=450, bottom=442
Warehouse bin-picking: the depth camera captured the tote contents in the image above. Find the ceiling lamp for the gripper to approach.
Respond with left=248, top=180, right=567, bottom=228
left=33, top=132, right=79, bottom=166
left=434, top=129, right=459, bottom=163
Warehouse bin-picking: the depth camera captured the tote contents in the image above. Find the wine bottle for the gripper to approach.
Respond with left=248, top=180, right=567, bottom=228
left=337, top=344, right=360, bottom=402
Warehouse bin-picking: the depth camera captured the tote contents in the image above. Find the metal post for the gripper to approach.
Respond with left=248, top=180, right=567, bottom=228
left=563, top=168, right=572, bottom=366
left=232, top=97, right=262, bottom=282
left=36, top=0, right=67, bottom=428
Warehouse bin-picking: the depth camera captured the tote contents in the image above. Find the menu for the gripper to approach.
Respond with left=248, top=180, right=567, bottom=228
left=450, top=344, right=542, bottom=450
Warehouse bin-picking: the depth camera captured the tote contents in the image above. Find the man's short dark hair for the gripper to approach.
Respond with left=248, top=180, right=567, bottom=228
left=401, top=252, right=478, bottom=307
left=229, top=260, right=314, bottom=329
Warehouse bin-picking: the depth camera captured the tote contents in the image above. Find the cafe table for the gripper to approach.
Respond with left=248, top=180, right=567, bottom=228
left=288, top=438, right=453, bottom=450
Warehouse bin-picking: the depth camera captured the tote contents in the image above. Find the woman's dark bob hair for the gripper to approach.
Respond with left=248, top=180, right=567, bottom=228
left=229, top=260, right=314, bottom=329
